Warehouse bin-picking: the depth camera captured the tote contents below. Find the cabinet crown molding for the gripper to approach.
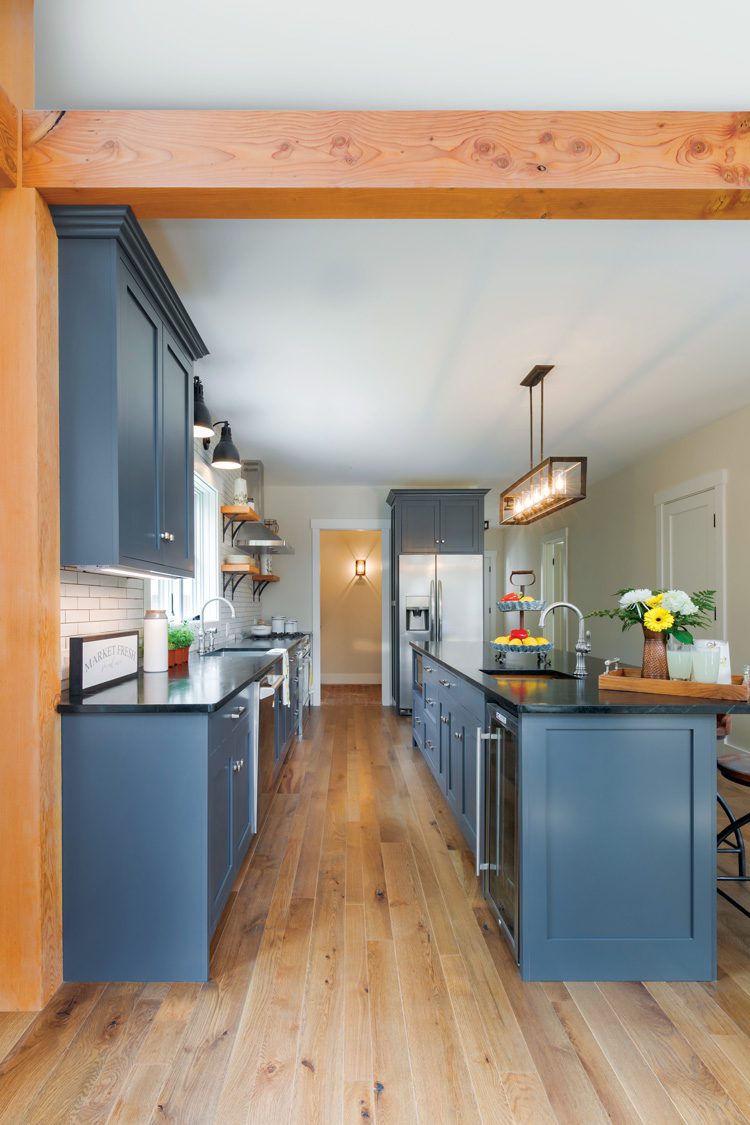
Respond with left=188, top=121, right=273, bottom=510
left=50, top=205, right=208, bottom=361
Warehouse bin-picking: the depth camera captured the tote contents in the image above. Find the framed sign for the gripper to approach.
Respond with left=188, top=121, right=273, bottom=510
left=69, top=630, right=139, bottom=697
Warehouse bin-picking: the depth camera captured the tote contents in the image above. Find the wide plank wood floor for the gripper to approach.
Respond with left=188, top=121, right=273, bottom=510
left=2, top=703, right=750, bottom=1123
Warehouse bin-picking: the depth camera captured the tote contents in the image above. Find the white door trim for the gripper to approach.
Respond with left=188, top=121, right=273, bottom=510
left=540, top=527, right=569, bottom=648
left=654, top=469, right=727, bottom=636
left=483, top=550, right=497, bottom=642
left=311, top=518, right=391, bottom=707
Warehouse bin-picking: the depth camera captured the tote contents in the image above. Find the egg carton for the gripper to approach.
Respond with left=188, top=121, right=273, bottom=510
left=496, top=600, right=546, bottom=612
left=490, top=641, right=552, bottom=654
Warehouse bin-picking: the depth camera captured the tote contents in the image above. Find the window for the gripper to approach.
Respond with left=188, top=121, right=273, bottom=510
left=150, top=473, right=219, bottom=623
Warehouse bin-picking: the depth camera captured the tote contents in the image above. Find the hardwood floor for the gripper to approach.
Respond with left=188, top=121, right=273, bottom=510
left=2, top=704, right=750, bottom=1123
left=321, top=684, right=382, bottom=705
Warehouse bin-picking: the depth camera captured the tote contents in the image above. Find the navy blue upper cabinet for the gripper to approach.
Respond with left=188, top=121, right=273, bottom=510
left=387, top=490, right=488, bottom=554
left=53, top=206, right=208, bottom=579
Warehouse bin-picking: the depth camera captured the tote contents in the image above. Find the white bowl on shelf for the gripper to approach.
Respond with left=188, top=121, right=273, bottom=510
left=250, top=624, right=272, bottom=636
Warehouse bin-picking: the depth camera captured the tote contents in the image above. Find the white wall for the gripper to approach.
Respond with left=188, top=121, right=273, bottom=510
left=258, top=485, right=391, bottom=628
left=502, top=403, right=750, bottom=747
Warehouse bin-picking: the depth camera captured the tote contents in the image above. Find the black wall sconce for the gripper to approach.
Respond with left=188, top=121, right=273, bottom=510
left=206, top=421, right=242, bottom=470
left=193, top=376, right=214, bottom=439
left=355, top=559, right=366, bottom=578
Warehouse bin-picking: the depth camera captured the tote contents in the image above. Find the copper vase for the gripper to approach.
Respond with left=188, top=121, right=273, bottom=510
left=641, top=625, right=670, bottom=680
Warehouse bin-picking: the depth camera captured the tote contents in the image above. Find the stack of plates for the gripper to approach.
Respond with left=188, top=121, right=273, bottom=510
left=225, top=552, right=251, bottom=564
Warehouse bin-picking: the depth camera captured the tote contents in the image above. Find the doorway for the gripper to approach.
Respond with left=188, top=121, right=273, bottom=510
left=540, top=529, right=569, bottom=649
left=311, top=519, right=391, bottom=707
left=656, top=471, right=726, bottom=640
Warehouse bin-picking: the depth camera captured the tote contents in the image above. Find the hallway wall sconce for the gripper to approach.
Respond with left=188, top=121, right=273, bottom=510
left=355, top=559, right=366, bottom=578
left=500, top=365, right=587, bottom=526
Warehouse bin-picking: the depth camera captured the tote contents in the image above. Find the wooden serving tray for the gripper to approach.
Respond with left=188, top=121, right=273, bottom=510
left=599, top=667, right=750, bottom=702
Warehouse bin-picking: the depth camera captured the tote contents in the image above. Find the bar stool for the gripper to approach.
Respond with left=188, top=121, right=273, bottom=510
left=717, top=751, right=750, bottom=919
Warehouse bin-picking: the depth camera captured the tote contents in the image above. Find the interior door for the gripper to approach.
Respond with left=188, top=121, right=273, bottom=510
left=659, top=487, right=723, bottom=637
left=541, top=533, right=568, bottom=649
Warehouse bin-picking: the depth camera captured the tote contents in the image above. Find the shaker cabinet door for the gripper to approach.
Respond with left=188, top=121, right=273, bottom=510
left=118, top=268, right=162, bottom=566
left=230, top=718, right=253, bottom=862
left=399, top=499, right=441, bottom=553
left=440, top=495, right=483, bottom=553
left=208, top=744, right=234, bottom=929
left=161, top=331, right=194, bottom=574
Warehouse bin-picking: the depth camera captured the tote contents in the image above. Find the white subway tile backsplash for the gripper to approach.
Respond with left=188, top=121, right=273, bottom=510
left=60, top=569, right=145, bottom=687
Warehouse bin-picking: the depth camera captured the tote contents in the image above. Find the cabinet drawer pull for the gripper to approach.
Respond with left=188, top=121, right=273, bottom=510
left=426, top=740, right=434, bottom=749
left=414, top=717, right=422, bottom=725
left=441, top=715, right=450, bottom=725
left=425, top=697, right=435, bottom=706
left=230, top=705, right=246, bottom=720
left=425, top=666, right=434, bottom=673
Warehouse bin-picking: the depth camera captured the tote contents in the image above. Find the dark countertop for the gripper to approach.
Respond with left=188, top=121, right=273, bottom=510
left=58, top=636, right=306, bottom=714
left=411, top=640, right=750, bottom=717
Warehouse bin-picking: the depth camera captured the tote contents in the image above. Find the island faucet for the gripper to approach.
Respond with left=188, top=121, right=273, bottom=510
left=539, top=601, right=592, bottom=677
left=198, top=596, right=236, bottom=655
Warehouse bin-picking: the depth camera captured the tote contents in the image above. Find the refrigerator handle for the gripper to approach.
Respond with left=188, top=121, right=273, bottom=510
left=437, top=579, right=443, bottom=641
left=429, top=579, right=436, bottom=642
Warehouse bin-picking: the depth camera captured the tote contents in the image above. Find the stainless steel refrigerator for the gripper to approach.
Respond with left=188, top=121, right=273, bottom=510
left=396, top=554, right=484, bottom=712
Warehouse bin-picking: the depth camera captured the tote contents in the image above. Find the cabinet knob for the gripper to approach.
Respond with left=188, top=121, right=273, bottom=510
left=426, top=740, right=434, bottom=749
left=425, top=666, right=433, bottom=673
left=425, top=697, right=434, bottom=706
left=441, top=715, right=450, bottom=724
left=160, top=531, right=169, bottom=541
left=232, top=760, right=240, bottom=772
left=230, top=706, right=246, bottom=720
left=454, top=731, right=463, bottom=741
left=414, top=717, right=422, bottom=725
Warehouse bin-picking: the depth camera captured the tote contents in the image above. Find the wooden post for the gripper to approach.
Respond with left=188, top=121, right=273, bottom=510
left=0, top=0, right=62, bottom=1010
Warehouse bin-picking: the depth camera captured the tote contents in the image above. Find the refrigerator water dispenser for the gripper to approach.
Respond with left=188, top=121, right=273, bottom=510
left=405, top=596, right=430, bottom=632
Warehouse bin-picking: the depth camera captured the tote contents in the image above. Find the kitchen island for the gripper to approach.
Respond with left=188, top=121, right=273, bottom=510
left=411, top=639, right=749, bottom=982
left=57, top=638, right=306, bottom=982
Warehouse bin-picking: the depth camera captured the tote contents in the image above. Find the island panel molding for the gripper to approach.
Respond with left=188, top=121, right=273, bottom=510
left=21, top=110, right=750, bottom=220
left=0, top=83, right=18, bottom=188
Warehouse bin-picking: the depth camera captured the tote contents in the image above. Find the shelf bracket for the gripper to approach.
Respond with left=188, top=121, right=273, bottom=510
left=222, top=515, right=245, bottom=546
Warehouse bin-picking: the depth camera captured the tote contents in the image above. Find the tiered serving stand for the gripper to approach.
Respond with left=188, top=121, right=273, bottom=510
left=491, top=569, right=552, bottom=663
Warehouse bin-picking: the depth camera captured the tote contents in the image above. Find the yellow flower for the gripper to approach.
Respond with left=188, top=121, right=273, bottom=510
left=646, top=594, right=663, bottom=607
left=643, top=607, right=674, bottom=633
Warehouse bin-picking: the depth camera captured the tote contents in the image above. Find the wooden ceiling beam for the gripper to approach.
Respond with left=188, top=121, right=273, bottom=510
left=22, top=109, right=750, bottom=220
left=0, top=84, right=18, bottom=188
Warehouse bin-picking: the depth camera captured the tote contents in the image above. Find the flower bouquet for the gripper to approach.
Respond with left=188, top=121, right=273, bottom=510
left=589, top=588, right=716, bottom=679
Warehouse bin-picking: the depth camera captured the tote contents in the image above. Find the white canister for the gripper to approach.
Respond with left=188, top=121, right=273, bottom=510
left=143, top=609, right=168, bottom=672
left=285, top=619, right=298, bottom=633
left=271, top=615, right=285, bottom=633
left=233, top=477, right=248, bottom=505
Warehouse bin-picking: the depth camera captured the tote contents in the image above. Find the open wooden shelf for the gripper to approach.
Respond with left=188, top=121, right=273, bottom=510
left=220, top=505, right=260, bottom=521
left=221, top=565, right=280, bottom=599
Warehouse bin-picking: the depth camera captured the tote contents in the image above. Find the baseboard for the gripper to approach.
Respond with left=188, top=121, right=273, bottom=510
left=321, top=672, right=382, bottom=685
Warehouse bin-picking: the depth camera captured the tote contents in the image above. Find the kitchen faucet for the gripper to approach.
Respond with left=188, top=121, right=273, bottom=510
left=198, top=596, right=236, bottom=655
left=539, top=601, right=592, bottom=677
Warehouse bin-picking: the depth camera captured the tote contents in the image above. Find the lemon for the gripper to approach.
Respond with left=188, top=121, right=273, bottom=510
left=537, top=637, right=550, bottom=645
left=521, top=637, right=537, bottom=646
left=508, top=638, right=522, bottom=646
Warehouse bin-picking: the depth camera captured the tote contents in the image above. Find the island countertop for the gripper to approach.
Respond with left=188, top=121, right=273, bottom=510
left=411, top=640, right=750, bottom=717
left=58, top=636, right=305, bottom=714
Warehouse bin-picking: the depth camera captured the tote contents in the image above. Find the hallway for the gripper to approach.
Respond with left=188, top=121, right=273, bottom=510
left=2, top=702, right=750, bottom=1123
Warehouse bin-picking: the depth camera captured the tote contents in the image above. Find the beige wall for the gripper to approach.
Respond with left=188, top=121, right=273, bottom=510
left=502, top=403, right=750, bottom=748
left=258, top=485, right=391, bottom=628
left=319, top=530, right=382, bottom=683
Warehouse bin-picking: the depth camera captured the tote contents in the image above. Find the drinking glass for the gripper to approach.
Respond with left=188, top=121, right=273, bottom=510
left=692, top=646, right=721, bottom=683
left=666, top=638, right=693, bottom=681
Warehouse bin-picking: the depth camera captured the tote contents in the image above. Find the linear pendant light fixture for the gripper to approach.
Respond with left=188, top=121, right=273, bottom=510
left=500, top=365, right=587, bottom=526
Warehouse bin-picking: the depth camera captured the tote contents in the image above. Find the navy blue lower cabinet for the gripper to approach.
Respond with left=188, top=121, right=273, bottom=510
left=62, top=694, right=256, bottom=983
left=518, top=714, right=716, bottom=982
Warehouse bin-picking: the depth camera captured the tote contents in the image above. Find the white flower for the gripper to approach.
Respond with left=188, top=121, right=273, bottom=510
left=661, top=589, right=698, bottom=615
left=619, top=588, right=653, bottom=608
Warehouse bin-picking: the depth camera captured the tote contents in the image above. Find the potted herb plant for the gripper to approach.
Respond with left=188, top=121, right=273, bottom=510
left=589, top=588, right=716, bottom=679
left=167, top=621, right=195, bottom=667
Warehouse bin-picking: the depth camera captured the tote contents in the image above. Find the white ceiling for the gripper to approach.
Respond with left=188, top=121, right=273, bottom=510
left=35, top=2, right=750, bottom=487
left=141, top=218, right=750, bottom=485
left=35, top=0, right=750, bottom=111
